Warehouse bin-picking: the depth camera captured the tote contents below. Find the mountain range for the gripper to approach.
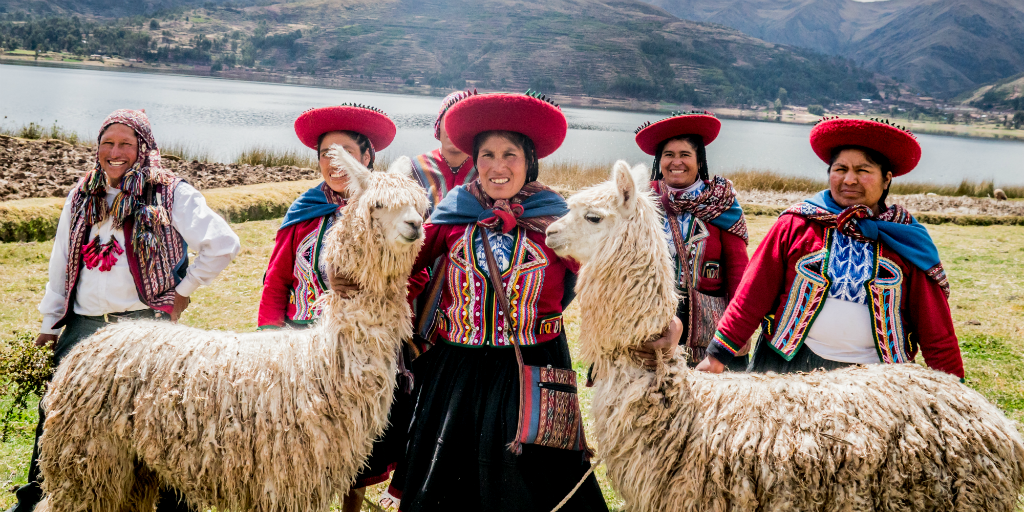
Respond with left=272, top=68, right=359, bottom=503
left=0, top=0, right=881, bottom=106
left=645, top=0, right=1024, bottom=98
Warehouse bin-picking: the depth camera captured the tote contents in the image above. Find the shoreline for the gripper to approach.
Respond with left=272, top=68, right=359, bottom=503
left=4, top=58, right=1022, bottom=144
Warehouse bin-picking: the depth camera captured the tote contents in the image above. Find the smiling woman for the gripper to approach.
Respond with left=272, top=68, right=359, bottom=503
left=386, top=91, right=608, bottom=512
left=633, top=111, right=750, bottom=369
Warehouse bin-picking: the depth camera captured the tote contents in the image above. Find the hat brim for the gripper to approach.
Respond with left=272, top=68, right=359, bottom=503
left=635, top=115, right=721, bottom=155
left=444, top=93, right=567, bottom=159
left=294, top=106, right=396, bottom=150
left=810, top=119, right=921, bottom=177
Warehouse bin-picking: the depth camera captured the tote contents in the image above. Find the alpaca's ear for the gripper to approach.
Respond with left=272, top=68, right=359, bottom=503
left=612, top=160, right=637, bottom=210
left=328, top=145, right=371, bottom=197
left=631, top=164, right=651, bottom=194
left=387, top=156, right=414, bottom=179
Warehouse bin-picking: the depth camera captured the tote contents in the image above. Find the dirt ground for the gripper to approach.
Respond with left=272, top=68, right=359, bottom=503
left=0, top=135, right=318, bottom=201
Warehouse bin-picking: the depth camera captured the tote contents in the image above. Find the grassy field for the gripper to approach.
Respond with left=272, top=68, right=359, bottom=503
left=1, top=214, right=1023, bottom=510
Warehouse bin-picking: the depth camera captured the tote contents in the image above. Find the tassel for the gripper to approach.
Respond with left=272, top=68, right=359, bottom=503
left=82, top=235, right=123, bottom=272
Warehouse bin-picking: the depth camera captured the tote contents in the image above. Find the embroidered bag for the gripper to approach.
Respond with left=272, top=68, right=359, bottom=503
left=663, top=203, right=729, bottom=364
left=479, top=232, right=590, bottom=456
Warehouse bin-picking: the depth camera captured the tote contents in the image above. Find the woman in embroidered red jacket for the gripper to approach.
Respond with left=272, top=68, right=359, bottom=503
left=256, top=104, right=403, bottom=512
left=698, top=118, right=964, bottom=379
left=634, top=111, right=749, bottom=368
left=386, top=92, right=608, bottom=512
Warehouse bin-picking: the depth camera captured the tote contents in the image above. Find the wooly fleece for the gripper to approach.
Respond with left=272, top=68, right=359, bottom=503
left=35, top=150, right=429, bottom=512
left=546, top=160, right=1024, bottom=512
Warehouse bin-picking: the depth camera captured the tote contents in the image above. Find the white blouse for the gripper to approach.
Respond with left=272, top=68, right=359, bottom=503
left=38, top=183, right=241, bottom=334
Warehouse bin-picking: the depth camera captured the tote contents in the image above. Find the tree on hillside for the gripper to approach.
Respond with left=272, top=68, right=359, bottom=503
left=777, top=87, right=788, bottom=105
left=774, top=98, right=783, bottom=114
left=1013, top=111, right=1024, bottom=130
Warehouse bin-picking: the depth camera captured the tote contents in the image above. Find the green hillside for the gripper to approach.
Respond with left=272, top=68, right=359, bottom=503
left=0, top=0, right=881, bottom=106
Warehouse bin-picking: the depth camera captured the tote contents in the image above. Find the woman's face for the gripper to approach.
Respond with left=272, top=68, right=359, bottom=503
left=98, top=123, right=139, bottom=187
left=829, top=148, right=892, bottom=213
left=319, top=131, right=371, bottom=194
left=476, top=134, right=528, bottom=200
left=660, top=138, right=700, bottom=188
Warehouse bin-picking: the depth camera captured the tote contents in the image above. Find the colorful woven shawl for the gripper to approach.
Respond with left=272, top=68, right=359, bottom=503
left=74, top=109, right=176, bottom=272
left=280, top=181, right=347, bottom=230
left=430, top=180, right=568, bottom=234
left=654, top=176, right=748, bottom=242
left=784, top=190, right=950, bottom=297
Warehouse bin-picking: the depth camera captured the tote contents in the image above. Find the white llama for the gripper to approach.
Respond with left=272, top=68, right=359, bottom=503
left=35, top=149, right=429, bottom=512
left=544, top=161, right=1024, bottom=512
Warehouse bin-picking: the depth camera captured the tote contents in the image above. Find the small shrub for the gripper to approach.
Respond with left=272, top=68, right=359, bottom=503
left=0, top=331, right=53, bottom=442
left=807, top=104, right=825, bottom=116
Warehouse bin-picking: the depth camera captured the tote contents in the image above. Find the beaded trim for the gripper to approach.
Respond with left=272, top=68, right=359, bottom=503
left=633, top=110, right=716, bottom=135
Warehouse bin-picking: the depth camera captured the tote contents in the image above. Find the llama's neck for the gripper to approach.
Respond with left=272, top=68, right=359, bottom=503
left=317, top=215, right=419, bottom=369
left=576, top=199, right=678, bottom=375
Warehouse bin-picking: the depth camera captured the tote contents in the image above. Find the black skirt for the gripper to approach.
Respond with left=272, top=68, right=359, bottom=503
left=748, top=333, right=856, bottom=374
left=391, top=335, right=608, bottom=512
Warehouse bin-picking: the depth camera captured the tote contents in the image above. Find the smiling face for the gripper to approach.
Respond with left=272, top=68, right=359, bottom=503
left=829, top=148, right=892, bottom=214
left=659, top=138, right=700, bottom=188
left=475, top=133, right=528, bottom=200
left=98, top=123, right=139, bottom=188
left=319, top=131, right=371, bottom=194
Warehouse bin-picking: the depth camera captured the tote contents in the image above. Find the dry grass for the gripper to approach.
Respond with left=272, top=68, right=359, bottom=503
left=161, top=141, right=213, bottom=163
left=235, top=145, right=317, bottom=169
left=0, top=122, right=88, bottom=146
left=539, top=162, right=1024, bottom=199
left=2, top=215, right=1022, bottom=511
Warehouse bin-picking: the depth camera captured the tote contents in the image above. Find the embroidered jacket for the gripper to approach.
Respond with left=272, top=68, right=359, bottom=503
left=657, top=196, right=748, bottom=300
left=410, top=149, right=476, bottom=213
left=258, top=213, right=338, bottom=328
left=413, top=222, right=578, bottom=347
left=707, top=214, right=964, bottom=378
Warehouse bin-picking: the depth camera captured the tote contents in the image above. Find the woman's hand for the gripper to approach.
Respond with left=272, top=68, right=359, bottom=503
left=328, top=265, right=360, bottom=298
left=631, top=316, right=682, bottom=370
left=171, top=292, right=190, bottom=322
left=34, top=333, right=58, bottom=349
left=695, top=356, right=726, bottom=373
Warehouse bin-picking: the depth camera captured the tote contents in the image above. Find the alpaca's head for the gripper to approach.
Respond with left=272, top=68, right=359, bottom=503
left=546, top=160, right=653, bottom=263
left=321, top=148, right=429, bottom=291
left=546, top=160, right=677, bottom=366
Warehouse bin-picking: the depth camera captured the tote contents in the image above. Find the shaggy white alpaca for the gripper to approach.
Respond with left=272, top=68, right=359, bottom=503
left=545, top=161, right=1024, bottom=512
left=35, top=149, right=429, bottom=512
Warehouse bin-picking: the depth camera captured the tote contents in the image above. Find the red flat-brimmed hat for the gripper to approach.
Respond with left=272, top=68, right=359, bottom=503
left=444, top=90, right=567, bottom=159
left=294, top=104, right=396, bottom=150
left=635, top=111, right=721, bottom=155
left=810, top=117, right=921, bottom=176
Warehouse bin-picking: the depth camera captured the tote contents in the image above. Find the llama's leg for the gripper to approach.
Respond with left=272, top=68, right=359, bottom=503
left=118, top=463, right=161, bottom=512
left=39, top=435, right=136, bottom=512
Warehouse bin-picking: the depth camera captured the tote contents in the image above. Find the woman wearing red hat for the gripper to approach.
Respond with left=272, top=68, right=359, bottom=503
left=696, top=118, right=964, bottom=380
left=256, top=104, right=405, bottom=512
left=633, top=111, right=750, bottom=370
left=386, top=92, right=607, bottom=511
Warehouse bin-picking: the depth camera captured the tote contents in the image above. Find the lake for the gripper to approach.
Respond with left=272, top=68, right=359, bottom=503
left=2, top=63, right=1022, bottom=184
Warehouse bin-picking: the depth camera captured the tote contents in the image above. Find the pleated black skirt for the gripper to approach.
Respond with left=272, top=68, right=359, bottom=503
left=391, top=335, right=608, bottom=512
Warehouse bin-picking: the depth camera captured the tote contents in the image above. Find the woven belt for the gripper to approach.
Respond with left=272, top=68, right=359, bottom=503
left=80, top=309, right=161, bottom=324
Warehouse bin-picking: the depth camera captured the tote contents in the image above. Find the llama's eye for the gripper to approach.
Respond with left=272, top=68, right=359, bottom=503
left=585, top=214, right=602, bottom=224
left=375, top=201, right=383, bottom=209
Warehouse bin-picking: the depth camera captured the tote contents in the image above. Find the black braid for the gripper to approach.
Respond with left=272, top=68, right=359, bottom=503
left=473, top=130, right=540, bottom=183
left=650, top=134, right=709, bottom=182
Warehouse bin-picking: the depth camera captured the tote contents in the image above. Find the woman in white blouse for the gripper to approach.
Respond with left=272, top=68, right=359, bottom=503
left=9, top=110, right=240, bottom=512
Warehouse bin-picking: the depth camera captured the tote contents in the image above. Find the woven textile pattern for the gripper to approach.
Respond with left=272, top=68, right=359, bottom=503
left=827, top=230, right=875, bottom=304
